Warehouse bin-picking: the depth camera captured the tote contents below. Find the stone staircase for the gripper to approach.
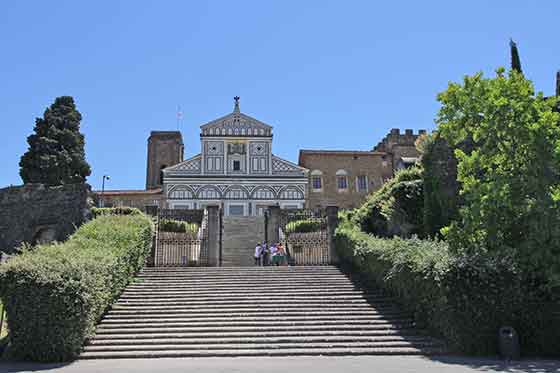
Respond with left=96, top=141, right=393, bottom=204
left=221, top=216, right=265, bottom=266
left=80, top=266, right=444, bottom=359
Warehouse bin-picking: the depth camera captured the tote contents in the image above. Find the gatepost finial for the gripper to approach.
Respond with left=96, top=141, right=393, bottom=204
left=233, top=96, right=240, bottom=113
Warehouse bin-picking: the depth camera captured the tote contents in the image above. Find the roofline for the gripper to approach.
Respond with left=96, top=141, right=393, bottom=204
left=298, top=149, right=388, bottom=165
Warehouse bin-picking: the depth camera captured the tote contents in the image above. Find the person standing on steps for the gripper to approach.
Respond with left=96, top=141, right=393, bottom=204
left=254, top=243, right=262, bottom=266
left=261, top=241, right=270, bottom=266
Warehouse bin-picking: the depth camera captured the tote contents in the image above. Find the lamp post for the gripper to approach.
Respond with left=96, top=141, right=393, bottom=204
left=101, top=175, right=110, bottom=207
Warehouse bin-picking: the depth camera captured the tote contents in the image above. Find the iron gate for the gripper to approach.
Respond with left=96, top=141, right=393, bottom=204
left=156, top=209, right=209, bottom=266
left=279, top=209, right=330, bottom=265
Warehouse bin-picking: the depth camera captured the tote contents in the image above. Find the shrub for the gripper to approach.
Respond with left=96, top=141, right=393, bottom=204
left=0, top=214, right=153, bottom=362
left=285, top=219, right=323, bottom=234
left=159, top=219, right=198, bottom=235
left=350, top=166, right=424, bottom=238
left=335, top=220, right=560, bottom=356
left=91, top=206, right=143, bottom=218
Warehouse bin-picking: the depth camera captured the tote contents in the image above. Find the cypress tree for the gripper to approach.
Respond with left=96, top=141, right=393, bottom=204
left=19, top=96, right=91, bottom=185
left=510, top=39, right=522, bottom=74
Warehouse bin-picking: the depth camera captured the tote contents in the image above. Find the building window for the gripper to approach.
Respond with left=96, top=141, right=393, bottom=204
left=233, top=160, right=241, bottom=171
left=357, top=175, right=368, bottom=192
left=312, top=176, right=322, bottom=190
left=336, top=169, right=348, bottom=191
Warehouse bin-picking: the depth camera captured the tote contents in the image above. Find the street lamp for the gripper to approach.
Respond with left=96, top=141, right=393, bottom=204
left=101, top=175, right=110, bottom=207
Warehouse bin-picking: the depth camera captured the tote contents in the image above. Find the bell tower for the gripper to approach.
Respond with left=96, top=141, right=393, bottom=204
left=146, top=131, right=184, bottom=189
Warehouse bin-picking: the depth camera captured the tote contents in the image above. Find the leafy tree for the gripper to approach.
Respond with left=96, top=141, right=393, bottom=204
left=20, top=96, right=91, bottom=185
left=436, top=68, right=560, bottom=285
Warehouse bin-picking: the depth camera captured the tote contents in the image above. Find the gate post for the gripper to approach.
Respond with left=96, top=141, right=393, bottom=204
left=206, top=206, right=220, bottom=267
left=326, top=206, right=339, bottom=264
left=267, top=206, right=281, bottom=245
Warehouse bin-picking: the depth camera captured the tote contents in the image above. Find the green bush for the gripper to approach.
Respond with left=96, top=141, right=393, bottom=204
left=159, top=219, right=198, bottom=234
left=335, top=220, right=560, bottom=356
left=91, top=206, right=143, bottom=218
left=0, top=214, right=154, bottom=362
left=350, top=166, right=424, bottom=238
left=285, top=219, right=323, bottom=234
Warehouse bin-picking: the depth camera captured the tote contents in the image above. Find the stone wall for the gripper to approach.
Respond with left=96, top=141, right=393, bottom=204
left=92, top=189, right=165, bottom=211
left=0, top=183, right=91, bottom=254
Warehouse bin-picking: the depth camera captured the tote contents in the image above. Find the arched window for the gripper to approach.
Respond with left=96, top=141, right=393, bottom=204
left=336, top=169, right=348, bottom=191
left=168, top=186, right=195, bottom=199
left=198, top=186, right=221, bottom=199
left=279, top=187, right=304, bottom=200
left=224, top=186, right=249, bottom=200
left=310, top=170, right=323, bottom=191
left=252, top=187, right=275, bottom=199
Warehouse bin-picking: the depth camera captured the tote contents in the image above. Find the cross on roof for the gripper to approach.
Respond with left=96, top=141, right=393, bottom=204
left=233, top=96, right=240, bottom=113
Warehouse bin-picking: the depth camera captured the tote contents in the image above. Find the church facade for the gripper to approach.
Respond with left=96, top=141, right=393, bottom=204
left=161, top=98, right=308, bottom=216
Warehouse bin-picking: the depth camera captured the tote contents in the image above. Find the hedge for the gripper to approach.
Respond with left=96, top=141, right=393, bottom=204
left=159, top=219, right=199, bottom=235
left=335, top=221, right=560, bottom=356
left=91, top=206, right=143, bottom=218
left=0, top=214, right=154, bottom=362
left=285, top=219, right=323, bottom=234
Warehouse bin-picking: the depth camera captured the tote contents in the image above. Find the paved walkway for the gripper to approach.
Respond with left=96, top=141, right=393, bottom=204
left=1, top=356, right=559, bottom=373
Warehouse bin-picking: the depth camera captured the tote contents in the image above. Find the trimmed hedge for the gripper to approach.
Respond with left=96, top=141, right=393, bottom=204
left=0, top=214, right=154, bottom=362
left=159, top=219, right=198, bottom=234
left=335, top=221, right=560, bottom=356
left=91, top=206, right=143, bottom=218
left=285, top=219, right=323, bottom=234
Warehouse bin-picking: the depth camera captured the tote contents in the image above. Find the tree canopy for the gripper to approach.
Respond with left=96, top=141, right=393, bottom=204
left=436, top=68, right=560, bottom=285
left=19, top=96, right=91, bottom=185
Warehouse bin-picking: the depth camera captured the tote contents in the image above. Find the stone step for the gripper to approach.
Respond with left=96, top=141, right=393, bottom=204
left=139, top=266, right=340, bottom=272
left=107, top=305, right=399, bottom=314
left=99, top=315, right=410, bottom=323
left=79, top=346, right=442, bottom=359
left=90, top=328, right=426, bottom=340
left=124, top=284, right=362, bottom=292
left=114, top=299, right=392, bottom=307
left=105, top=308, right=406, bottom=317
left=96, top=319, right=414, bottom=329
left=94, top=324, right=415, bottom=335
left=119, top=291, right=376, bottom=298
left=84, top=340, right=438, bottom=353
left=135, top=274, right=351, bottom=284
left=88, top=334, right=430, bottom=346
left=112, top=299, right=392, bottom=309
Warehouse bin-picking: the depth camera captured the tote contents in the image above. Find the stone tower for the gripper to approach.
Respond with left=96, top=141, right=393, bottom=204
left=146, top=131, right=184, bottom=189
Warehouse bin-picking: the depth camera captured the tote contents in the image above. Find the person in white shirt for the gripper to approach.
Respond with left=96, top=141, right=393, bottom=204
left=254, top=243, right=262, bottom=266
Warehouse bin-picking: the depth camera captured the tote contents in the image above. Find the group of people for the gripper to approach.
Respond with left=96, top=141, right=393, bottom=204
left=254, top=242, right=287, bottom=266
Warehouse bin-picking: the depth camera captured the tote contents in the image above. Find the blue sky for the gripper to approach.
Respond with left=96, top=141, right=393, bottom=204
left=1, top=1, right=558, bottom=190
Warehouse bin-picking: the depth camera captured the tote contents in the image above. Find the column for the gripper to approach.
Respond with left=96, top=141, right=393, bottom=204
left=326, top=205, right=339, bottom=264
left=266, top=205, right=281, bottom=244
left=206, top=206, right=220, bottom=266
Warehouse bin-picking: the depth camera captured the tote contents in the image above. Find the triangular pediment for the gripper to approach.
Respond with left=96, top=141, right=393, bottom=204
left=164, top=154, right=202, bottom=174
left=272, top=155, right=308, bottom=177
left=201, top=111, right=273, bottom=137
